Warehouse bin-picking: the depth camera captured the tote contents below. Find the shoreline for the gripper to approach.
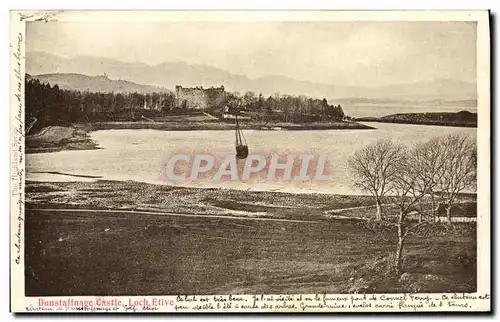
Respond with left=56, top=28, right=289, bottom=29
left=25, top=180, right=377, bottom=222
left=25, top=121, right=374, bottom=154
left=26, top=180, right=477, bottom=222
left=88, top=120, right=375, bottom=131
left=354, top=111, right=478, bottom=128
left=357, top=119, right=477, bottom=128
left=26, top=125, right=99, bottom=154
left=25, top=112, right=476, bottom=154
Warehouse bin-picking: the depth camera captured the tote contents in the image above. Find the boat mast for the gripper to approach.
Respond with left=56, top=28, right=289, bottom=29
left=235, top=113, right=241, bottom=146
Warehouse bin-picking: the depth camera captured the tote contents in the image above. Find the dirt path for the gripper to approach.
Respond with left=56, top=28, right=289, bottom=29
left=323, top=204, right=387, bottom=214
left=27, top=208, right=322, bottom=224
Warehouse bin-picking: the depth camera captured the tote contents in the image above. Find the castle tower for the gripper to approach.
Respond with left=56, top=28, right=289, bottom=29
left=175, top=85, right=182, bottom=108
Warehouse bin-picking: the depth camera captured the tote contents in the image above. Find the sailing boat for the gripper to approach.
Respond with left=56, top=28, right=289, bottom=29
left=235, top=112, right=248, bottom=159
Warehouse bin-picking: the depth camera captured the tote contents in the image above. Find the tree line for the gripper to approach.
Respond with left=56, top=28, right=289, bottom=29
left=348, top=134, right=477, bottom=274
left=25, top=78, right=347, bottom=132
left=25, top=78, right=177, bottom=130
left=223, top=91, right=345, bottom=123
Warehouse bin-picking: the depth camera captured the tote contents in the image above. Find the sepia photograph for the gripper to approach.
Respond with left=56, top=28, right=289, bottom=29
left=10, top=10, right=490, bottom=312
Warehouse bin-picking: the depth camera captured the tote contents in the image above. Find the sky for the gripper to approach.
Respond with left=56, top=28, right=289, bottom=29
left=26, top=20, right=477, bottom=87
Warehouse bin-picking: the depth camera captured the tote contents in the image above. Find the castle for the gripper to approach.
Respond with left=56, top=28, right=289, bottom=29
left=175, top=85, right=226, bottom=110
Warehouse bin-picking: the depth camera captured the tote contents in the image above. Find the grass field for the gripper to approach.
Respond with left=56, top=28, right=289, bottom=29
left=24, top=180, right=477, bottom=296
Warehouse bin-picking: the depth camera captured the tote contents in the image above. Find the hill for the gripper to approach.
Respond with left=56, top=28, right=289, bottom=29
left=27, top=73, right=171, bottom=94
left=355, top=111, right=477, bottom=127
left=27, top=51, right=477, bottom=101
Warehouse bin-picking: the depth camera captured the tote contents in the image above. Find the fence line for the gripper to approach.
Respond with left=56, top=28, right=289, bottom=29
left=434, top=216, right=477, bottom=223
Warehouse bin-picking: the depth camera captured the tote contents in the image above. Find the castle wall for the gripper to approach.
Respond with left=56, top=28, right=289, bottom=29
left=176, top=85, right=225, bottom=110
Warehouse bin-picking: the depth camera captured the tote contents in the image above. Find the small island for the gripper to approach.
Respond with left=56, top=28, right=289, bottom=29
left=354, top=110, right=477, bottom=128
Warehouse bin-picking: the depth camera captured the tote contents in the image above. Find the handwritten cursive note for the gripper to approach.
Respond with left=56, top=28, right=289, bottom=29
left=170, top=293, right=491, bottom=312
left=12, top=32, right=24, bottom=265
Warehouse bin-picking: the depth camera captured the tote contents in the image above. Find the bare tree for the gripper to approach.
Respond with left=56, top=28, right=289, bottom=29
left=389, top=134, right=476, bottom=272
left=348, top=139, right=406, bottom=220
left=411, top=136, right=451, bottom=222
left=350, top=134, right=476, bottom=275
left=434, top=134, right=477, bottom=223
left=353, top=146, right=433, bottom=275
left=389, top=149, right=439, bottom=274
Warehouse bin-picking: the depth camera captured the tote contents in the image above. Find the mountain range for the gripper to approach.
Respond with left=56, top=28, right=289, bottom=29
left=27, top=51, right=477, bottom=102
left=26, top=73, right=169, bottom=94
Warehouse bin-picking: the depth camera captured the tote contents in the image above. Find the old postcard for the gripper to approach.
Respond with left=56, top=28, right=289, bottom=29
left=10, top=10, right=490, bottom=313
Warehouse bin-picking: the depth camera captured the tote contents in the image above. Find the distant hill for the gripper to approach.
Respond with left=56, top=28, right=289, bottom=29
left=26, top=51, right=477, bottom=101
left=356, top=111, right=477, bottom=127
left=334, top=97, right=477, bottom=108
left=27, top=73, right=171, bottom=94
